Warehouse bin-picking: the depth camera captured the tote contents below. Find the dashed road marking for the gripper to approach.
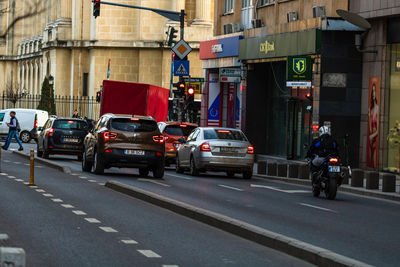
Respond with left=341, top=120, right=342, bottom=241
left=7, top=175, right=15, bottom=178
left=0, top=173, right=8, bottom=175
left=36, top=166, right=43, bottom=168
left=162, top=265, right=179, bottom=267
left=167, top=173, right=193, bottom=180
left=218, top=184, right=244, bottom=192
left=98, top=183, right=105, bottom=186
left=51, top=198, right=63, bottom=203
left=23, top=182, right=29, bottom=185
left=85, top=218, right=101, bottom=223
left=88, top=180, right=97, bottom=183
left=43, top=193, right=54, bottom=197
left=137, top=250, right=162, bottom=258
left=250, top=184, right=310, bottom=194
left=14, top=162, right=21, bottom=164
left=29, top=185, right=38, bottom=188
left=61, top=204, right=74, bottom=208
left=299, top=203, right=337, bottom=213
left=71, top=173, right=79, bottom=176
left=24, top=163, right=30, bottom=166
left=99, top=227, right=118, bottom=233
left=15, top=179, right=23, bottom=182
left=35, top=189, right=45, bottom=193
left=121, top=239, right=138, bottom=244
left=138, top=178, right=171, bottom=187
left=3, top=160, right=10, bottom=163
left=72, top=210, right=87, bottom=215
left=79, top=176, right=87, bottom=179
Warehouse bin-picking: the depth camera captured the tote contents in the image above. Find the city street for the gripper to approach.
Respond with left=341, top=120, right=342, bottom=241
left=0, top=150, right=311, bottom=267
left=4, top=142, right=400, bottom=266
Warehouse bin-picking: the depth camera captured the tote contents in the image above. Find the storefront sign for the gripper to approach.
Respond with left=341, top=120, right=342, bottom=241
left=212, top=44, right=223, bottom=53
left=200, top=36, right=243, bottom=60
left=366, top=76, right=380, bottom=169
left=239, top=29, right=320, bottom=60
left=287, top=56, right=312, bottom=81
left=286, top=81, right=312, bottom=87
left=220, top=68, right=241, bottom=83
left=395, top=58, right=400, bottom=72
left=207, top=73, right=221, bottom=127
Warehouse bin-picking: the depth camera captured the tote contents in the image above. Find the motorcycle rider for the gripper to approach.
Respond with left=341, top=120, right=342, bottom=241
left=307, top=126, right=339, bottom=186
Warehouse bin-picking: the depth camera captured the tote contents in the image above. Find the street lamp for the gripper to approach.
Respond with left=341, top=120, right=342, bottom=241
left=48, top=75, right=54, bottom=86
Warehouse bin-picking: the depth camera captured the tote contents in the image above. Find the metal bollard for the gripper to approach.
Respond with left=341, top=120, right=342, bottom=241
left=267, top=162, right=277, bottom=176
left=257, top=161, right=267, bottom=175
left=288, top=164, right=298, bottom=178
left=381, top=173, right=396, bottom=192
left=277, top=163, right=288, bottom=177
left=351, top=169, right=364, bottom=187
left=341, top=167, right=349, bottom=185
left=29, top=149, right=35, bottom=186
left=365, top=171, right=379, bottom=190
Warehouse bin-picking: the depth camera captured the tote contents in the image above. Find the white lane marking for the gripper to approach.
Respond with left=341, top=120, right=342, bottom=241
left=79, top=176, right=87, bottom=179
left=61, top=204, right=74, bottom=208
left=36, top=166, right=43, bottom=168
left=167, top=173, right=193, bottom=180
left=72, top=210, right=87, bottom=215
left=3, top=160, right=10, bottom=163
left=71, top=173, right=79, bottom=176
left=24, top=182, right=29, bottom=185
left=88, top=180, right=97, bottom=183
left=35, top=189, right=45, bottom=193
left=24, top=163, right=30, bottom=166
left=14, top=162, right=21, bottom=164
left=7, top=176, right=15, bottom=179
left=162, top=265, right=179, bottom=267
left=29, top=185, right=38, bottom=188
left=250, top=184, right=310, bottom=194
left=15, top=179, right=23, bottom=182
left=51, top=198, right=63, bottom=203
left=98, top=183, right=105, bottom=186
left=299, top=203, right=337, bottom=213
left=99, top=227, right=118, bottom=233
left=138, top=178, right=170, bottom=187
left=121, top=239, right=138, bottom=244
left=43, top=193, right=54, bottom=197
left=0, top=173, right=8, bottom=176
left=137, top=250, right=162, bottom=258
left=85, top=218, right=101, bottom=223
left=218, top=184, right=244, bottom=192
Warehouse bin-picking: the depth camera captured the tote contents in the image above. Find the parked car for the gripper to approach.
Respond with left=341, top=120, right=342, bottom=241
left=176, top=127, right=255, bottom=179
left=82, top=114, right=165, bottom=178
left=158, top=121, right=198, bottom=165
left=0, top=108, right=48, bottom=143
left=37, top=117, right=89, bottom=160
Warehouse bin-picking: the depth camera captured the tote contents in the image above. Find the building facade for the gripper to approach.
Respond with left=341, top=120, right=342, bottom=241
left=0, top=0, right=214, bottom=103
left=350, top=0, right=400, bottom=173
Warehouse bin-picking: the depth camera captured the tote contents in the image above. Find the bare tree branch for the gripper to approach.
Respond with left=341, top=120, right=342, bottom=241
left=5, top=80, right=23, bottom=107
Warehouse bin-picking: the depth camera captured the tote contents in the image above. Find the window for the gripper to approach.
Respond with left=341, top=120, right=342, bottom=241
left=83, top=73, right=89, bottom=97
left=204, top=129, right=248, bottom=141
left=242, top=0, right=251, bottom=8
left=111, top=118, right=157, bottom=132
left=164, top=125, right=197, bottom=137
left=53, top=120, right=88, bottom=130
left=224, top=0, right=235, bottom=13
left=258, top=0, right=274, bottom=6
left=187, top=129, right=199, bottom=142
left=0, top=113, right=5, bottom=122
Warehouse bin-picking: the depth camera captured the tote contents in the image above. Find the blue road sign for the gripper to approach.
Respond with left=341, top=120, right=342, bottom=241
left=174, top=60, right=190, bottom=76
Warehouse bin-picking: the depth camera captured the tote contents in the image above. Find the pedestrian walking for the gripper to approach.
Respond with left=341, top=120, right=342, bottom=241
left=2, top=111, right=23, bottom=151
left=72, top=109, right=80, bottom=118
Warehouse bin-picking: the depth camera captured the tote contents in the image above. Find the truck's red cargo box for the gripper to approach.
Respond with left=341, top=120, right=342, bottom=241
left=100, top=80, right=169, bottom=122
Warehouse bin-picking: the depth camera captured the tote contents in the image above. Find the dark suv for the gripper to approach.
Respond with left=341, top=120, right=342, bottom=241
left=82, top=114, right=165, bottom=178
left=37, top=118, right=89, bottom=159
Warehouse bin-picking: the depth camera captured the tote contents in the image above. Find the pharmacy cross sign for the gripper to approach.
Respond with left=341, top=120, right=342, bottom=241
left=172, top=39, right=192, bottom=60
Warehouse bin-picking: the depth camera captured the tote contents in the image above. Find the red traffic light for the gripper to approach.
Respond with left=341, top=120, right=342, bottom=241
left=188, top=87, right=195, bottom=95
left=306, top=93, right=311, bottom=98
left=179, top=83, right=185, bottom=89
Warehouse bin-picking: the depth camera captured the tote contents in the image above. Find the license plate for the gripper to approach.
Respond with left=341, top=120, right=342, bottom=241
left=220, top=147, right=237, bottom=153
left=63, top=138, right=79, bottom=143
left=329, top=166, right=341, bottom=173
left=124, top=150, right=145, bottom=156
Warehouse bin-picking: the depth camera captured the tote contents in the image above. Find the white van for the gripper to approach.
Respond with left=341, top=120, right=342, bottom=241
left=0, top=109, right=49, bottom=143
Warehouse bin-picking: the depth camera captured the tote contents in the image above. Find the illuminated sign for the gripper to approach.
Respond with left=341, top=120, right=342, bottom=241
left=259, top=40, right=275, bottom=55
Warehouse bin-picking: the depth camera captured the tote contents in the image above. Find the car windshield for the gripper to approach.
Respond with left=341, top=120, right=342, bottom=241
left=164, top=125, right=196, bottom=136
left=204, top=129, right=247, bottom=141
left=111, top=118, right=157, bottom=132
left=53, top=120, right=88, bottom=130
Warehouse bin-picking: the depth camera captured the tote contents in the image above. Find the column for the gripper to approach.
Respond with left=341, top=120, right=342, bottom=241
left=29, top=61, right=34, bottom=95
left=34, top=60, right=39, bottom=95
left=17, top=63, right=21, bottom=87
left=168, top=0, right=185, bottom=24
left=21, top=63, right=25, bottom=92
left=61, top=0, right=72, bottom=19
left=192, top=0, right=212, bottom=25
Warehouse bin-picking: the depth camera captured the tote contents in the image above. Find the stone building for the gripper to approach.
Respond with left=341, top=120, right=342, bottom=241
left=0, top=0, right=214, bottom=99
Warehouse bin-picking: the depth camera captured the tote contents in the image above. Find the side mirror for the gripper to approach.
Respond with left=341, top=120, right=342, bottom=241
left=178, top=137, right=185, bottom=143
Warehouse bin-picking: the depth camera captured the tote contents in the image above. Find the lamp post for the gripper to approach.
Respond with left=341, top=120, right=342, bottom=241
left=48, top=75, right=54, bottom=114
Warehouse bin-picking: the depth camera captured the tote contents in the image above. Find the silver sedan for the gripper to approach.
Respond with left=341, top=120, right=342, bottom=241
left=176, top=127, right=255, bottom=179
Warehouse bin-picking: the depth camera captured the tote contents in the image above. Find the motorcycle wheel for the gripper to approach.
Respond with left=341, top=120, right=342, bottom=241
left=325, top=179, right=337, bottom=200
left=312, top=184, right=320, bottom=197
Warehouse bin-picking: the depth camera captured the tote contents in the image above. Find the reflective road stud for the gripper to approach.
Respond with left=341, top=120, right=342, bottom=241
left=29, top=149, right=35, bottom=186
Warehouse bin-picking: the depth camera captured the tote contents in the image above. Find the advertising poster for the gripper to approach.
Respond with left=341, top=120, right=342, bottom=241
left=367, top=76, right=380, bottom=168
left=207, top=73, right=221, bottom=126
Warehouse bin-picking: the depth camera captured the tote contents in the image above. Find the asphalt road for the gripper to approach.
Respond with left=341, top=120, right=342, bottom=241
left=0, top=151, right=311, bottom=267
left=40, top=153, right=400, bottom=267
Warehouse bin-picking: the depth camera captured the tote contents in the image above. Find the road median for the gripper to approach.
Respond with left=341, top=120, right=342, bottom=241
left=12, top=151, right=72, bottom=174
left=106, top=180, right=372, bottom=267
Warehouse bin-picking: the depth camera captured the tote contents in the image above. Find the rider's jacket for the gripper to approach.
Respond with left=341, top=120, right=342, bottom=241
left=307, top=134, right=339, bottom=159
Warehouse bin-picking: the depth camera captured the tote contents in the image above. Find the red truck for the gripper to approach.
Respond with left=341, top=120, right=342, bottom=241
left=100, top=80, right=169, bottom=122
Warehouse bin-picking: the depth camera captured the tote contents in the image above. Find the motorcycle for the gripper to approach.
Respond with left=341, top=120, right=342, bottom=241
left=311, top=155, right=343, bottom=200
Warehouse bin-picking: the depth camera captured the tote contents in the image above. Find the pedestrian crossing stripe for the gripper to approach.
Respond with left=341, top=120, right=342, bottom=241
left=176, top=64, right=188, bottom=75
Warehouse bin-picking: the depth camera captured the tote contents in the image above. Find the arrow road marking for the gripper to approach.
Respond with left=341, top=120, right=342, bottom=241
left=138, top=178, right=170, bottom=187
left=250, top=184, right=310, bottom=194
left=218, top=184, right=244, bottom=192
left=299, top=203, right=337, bottom=213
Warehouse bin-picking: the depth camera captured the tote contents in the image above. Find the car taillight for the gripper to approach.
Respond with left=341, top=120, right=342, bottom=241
left=164, top=136, right=169, bottom=141
left=48, top=128, right=54, bottom=137
left=329, top=158, right=339, bottom=164
left=34, top=120, right=38, bottom=129
left=153, top=135, right=165, bottom=144
left=200, top=143, right=211, bottom=152
left=103, top=132, right=118, bottom=140
left=105, top=149, right=113, bottom=153
left=247, top=145, right=254, bottom=154
left=156, top=152, right=163, bottom=157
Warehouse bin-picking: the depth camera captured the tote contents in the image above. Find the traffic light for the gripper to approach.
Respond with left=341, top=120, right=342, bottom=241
left=172, top=82, right=185, bottom=97
left=96, top=91, right=101, bottom=102
left=186, top=86, right=195, bottom=104
left=305, top=92, right=313, bottom=101
left=93, top=0, right=101, bottom=18
left=167, top=27, right=178, bottom=46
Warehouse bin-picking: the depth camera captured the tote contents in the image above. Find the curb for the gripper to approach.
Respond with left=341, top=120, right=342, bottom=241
left=12, top=151, right=72, bottom=174
left=0, top=234, right=8, bottom=247
left=106, top=180, right=372, bottom=267
left=254, top=174, right=400, bottom=202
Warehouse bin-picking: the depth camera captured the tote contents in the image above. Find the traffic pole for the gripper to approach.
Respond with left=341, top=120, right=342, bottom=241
left=29, top=149, right=35, bottom=186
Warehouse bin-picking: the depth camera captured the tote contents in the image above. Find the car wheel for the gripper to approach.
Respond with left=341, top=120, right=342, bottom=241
left=92, top=150, right=104, bottom=175
left=176, top=156, right=184, bottom=174
left=153, top=162, right=164, bottom=179
left=19, top=131, right=31, bottom=143
left=36, top=143, right=43, bottom=157
left=242, top=170, right=252, bottom=179
left=82, top=151, right=92, bottom=172
left=190, top=157, right=199, bottom=176
left=139, top=168, right=149, bottom=177
left=226, top=171, right=235, bottom=178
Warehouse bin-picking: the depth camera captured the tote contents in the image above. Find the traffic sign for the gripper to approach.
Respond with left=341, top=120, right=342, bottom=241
left=172, top=39, right=192, bottom=60
left=183, top=77, right=204, bottom=83
left=174, top=60, right=190, bottom=76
